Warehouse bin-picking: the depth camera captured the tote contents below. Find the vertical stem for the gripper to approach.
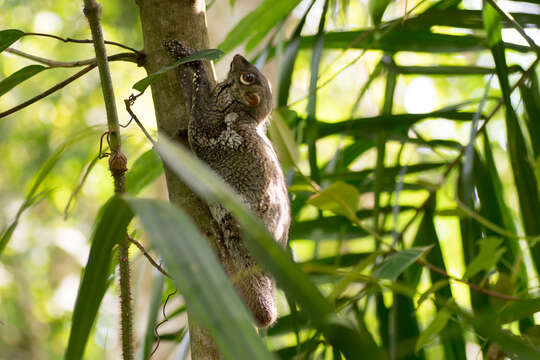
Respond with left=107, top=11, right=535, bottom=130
left=83, top=1, right=133, bottom=359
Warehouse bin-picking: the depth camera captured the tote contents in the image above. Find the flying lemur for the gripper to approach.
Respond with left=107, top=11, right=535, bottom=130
left=164, top=40, right=290, bottom=327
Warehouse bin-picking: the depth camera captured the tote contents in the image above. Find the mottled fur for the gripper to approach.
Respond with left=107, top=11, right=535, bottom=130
left=164, top=40, right=290, bottom=327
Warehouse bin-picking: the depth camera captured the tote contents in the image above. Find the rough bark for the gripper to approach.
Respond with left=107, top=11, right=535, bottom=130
left=136, top=0, right=223, bottom=358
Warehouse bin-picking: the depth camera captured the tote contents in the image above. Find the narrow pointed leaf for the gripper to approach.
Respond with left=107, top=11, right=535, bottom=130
left=133, top=49, right=223, bottom=93
left=65, top=196, right=134, bottom=360
left=0, top=29, right=24, bottom=53
left=218, top=0, right=302, bottom=54
left=126, top=198, right=274, bottom=360
left=0, top=65, right=47, bottom=97
left=415, top=308, right=451, bottom=353
left=268, top=108, right=299, bottom=169
left=372, top=247, right=431, bottom=281
left=307, top=181, right=359, bottom=220
left=464, top=237, right=506, bottom=279
left=125, top=149, right=163, bottom=194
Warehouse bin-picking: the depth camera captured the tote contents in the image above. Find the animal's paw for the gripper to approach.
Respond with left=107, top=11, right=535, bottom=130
left=163, top=39, right=195, bottom=59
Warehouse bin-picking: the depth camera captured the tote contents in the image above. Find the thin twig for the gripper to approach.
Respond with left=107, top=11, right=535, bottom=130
left=5, top=47, right=139, bottom=67
left=64, top=155, right=100, bottom=220
left=124, top=95, right=156, bottom=144
left=417, top=258, right=524, bottom=302
left=24, top=31, right=141, bottom=54
left=147, top=290, right=177, bottom=360
left=0, top=53, right=138, bottom=120
left=0, top=64, right=95, bottom=119
left=127, top=235, right=169, bottom=277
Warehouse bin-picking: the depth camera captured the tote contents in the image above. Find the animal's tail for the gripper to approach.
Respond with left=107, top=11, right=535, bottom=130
left=236, top=271, right=277, bottom=327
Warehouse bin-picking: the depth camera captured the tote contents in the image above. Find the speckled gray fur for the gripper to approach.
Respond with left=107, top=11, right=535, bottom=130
left=164, top=40, right=290, bottom=327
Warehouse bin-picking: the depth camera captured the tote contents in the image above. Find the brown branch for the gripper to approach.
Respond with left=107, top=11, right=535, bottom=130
left=0, top=64, right=95, bottom=119
left=147, top=290, right=177, bottom=360
left=24, top=31, right=141, bottom=54
left=417, top=258, right=524, bottom=302
left=127, top=235, right=169, bottom=277
left=0, top=53, right=137, bottom=120
left=5, top=47, right=140, bottom=67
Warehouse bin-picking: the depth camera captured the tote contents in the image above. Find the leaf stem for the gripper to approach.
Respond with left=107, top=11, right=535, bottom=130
left=83, top=1, right=133, bottom=359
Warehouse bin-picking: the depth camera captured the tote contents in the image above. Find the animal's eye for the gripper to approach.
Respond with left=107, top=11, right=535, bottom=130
left=240, top=72, right=255, bottom=85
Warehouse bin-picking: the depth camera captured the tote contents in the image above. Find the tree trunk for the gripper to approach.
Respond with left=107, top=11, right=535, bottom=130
left=136, top=0, right=223, bottom=358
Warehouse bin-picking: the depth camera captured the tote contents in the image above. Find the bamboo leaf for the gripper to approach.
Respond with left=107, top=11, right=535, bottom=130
left=464, top=237, right=506, bottom=279
left=456, top=305, right=540, bottom=359
left=415, top=308, right=451, bottom=353
left=307, top=181, right=359, bottom=221
left=133, top=49, right=223, bottom=93
left=483, top=2, right=503, bottom=46
left=126, top=198, right=274, bottom=360
left=0, top=29, right=24, bottom=53
left=305, top=0, right=328, bottom=182
left=277, top=0, right=314, bottom=106
left=65, top=196, right=134, bottom=360
left=0, top=65, right=47, bottom=97
left=372, top=247, right=431, bottom=281
left=519, top=72, right=540, bottom=158
left=369, top=0, right=392, bottom=25
left=218, top=0, right=302, bottom=54
left=125, top=150, right=163, bottom=195
left=268, top=108, right=299, bottom=169
left=316, top=110, right=481, bottom=139
left=490, top=40, right=540, bottom=271
left=495, top=299, right=540, bottom=325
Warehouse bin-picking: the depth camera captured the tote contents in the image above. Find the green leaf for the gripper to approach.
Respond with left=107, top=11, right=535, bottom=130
left=0, top=29, right=24, bottom=53
left=305, top=0, right=328, bottom=183
left=520, top=72, right=540, bottom=158
left=154, top=137, right=386, bottom=359
left=268, top=108, right=299, bottom=169
left=65, top=196, right=134, bottom=360
left=277, top=0, right=313, bottom=106
left=132, top=49, right=223, bottom=93
left=464, top=237, right=506, bottom=279
left=495, top=299, right=540, bottom=325
left=0, top=65, right=47, bottom=97
left=456, top=305, right=540, bottom=359
left=126, top=198, right=274, bottom=360
left=218, top=0, right=303, bottom=54
left=482, top=2, right=503, bottom=46
left=417, top=280, right=450, bottom=306
left=372, top=247, right=431, bottom=281
left=307, top=181, right=359, bottom=220
left=415, top=308, right=451, bottom=353
left=316, top=110, right=480, bottom=139
left=125, top=150, right=163, bottom=194
left=369, top=0, right=392, bottom=24
left=491, top=42, right=540, bottom=272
